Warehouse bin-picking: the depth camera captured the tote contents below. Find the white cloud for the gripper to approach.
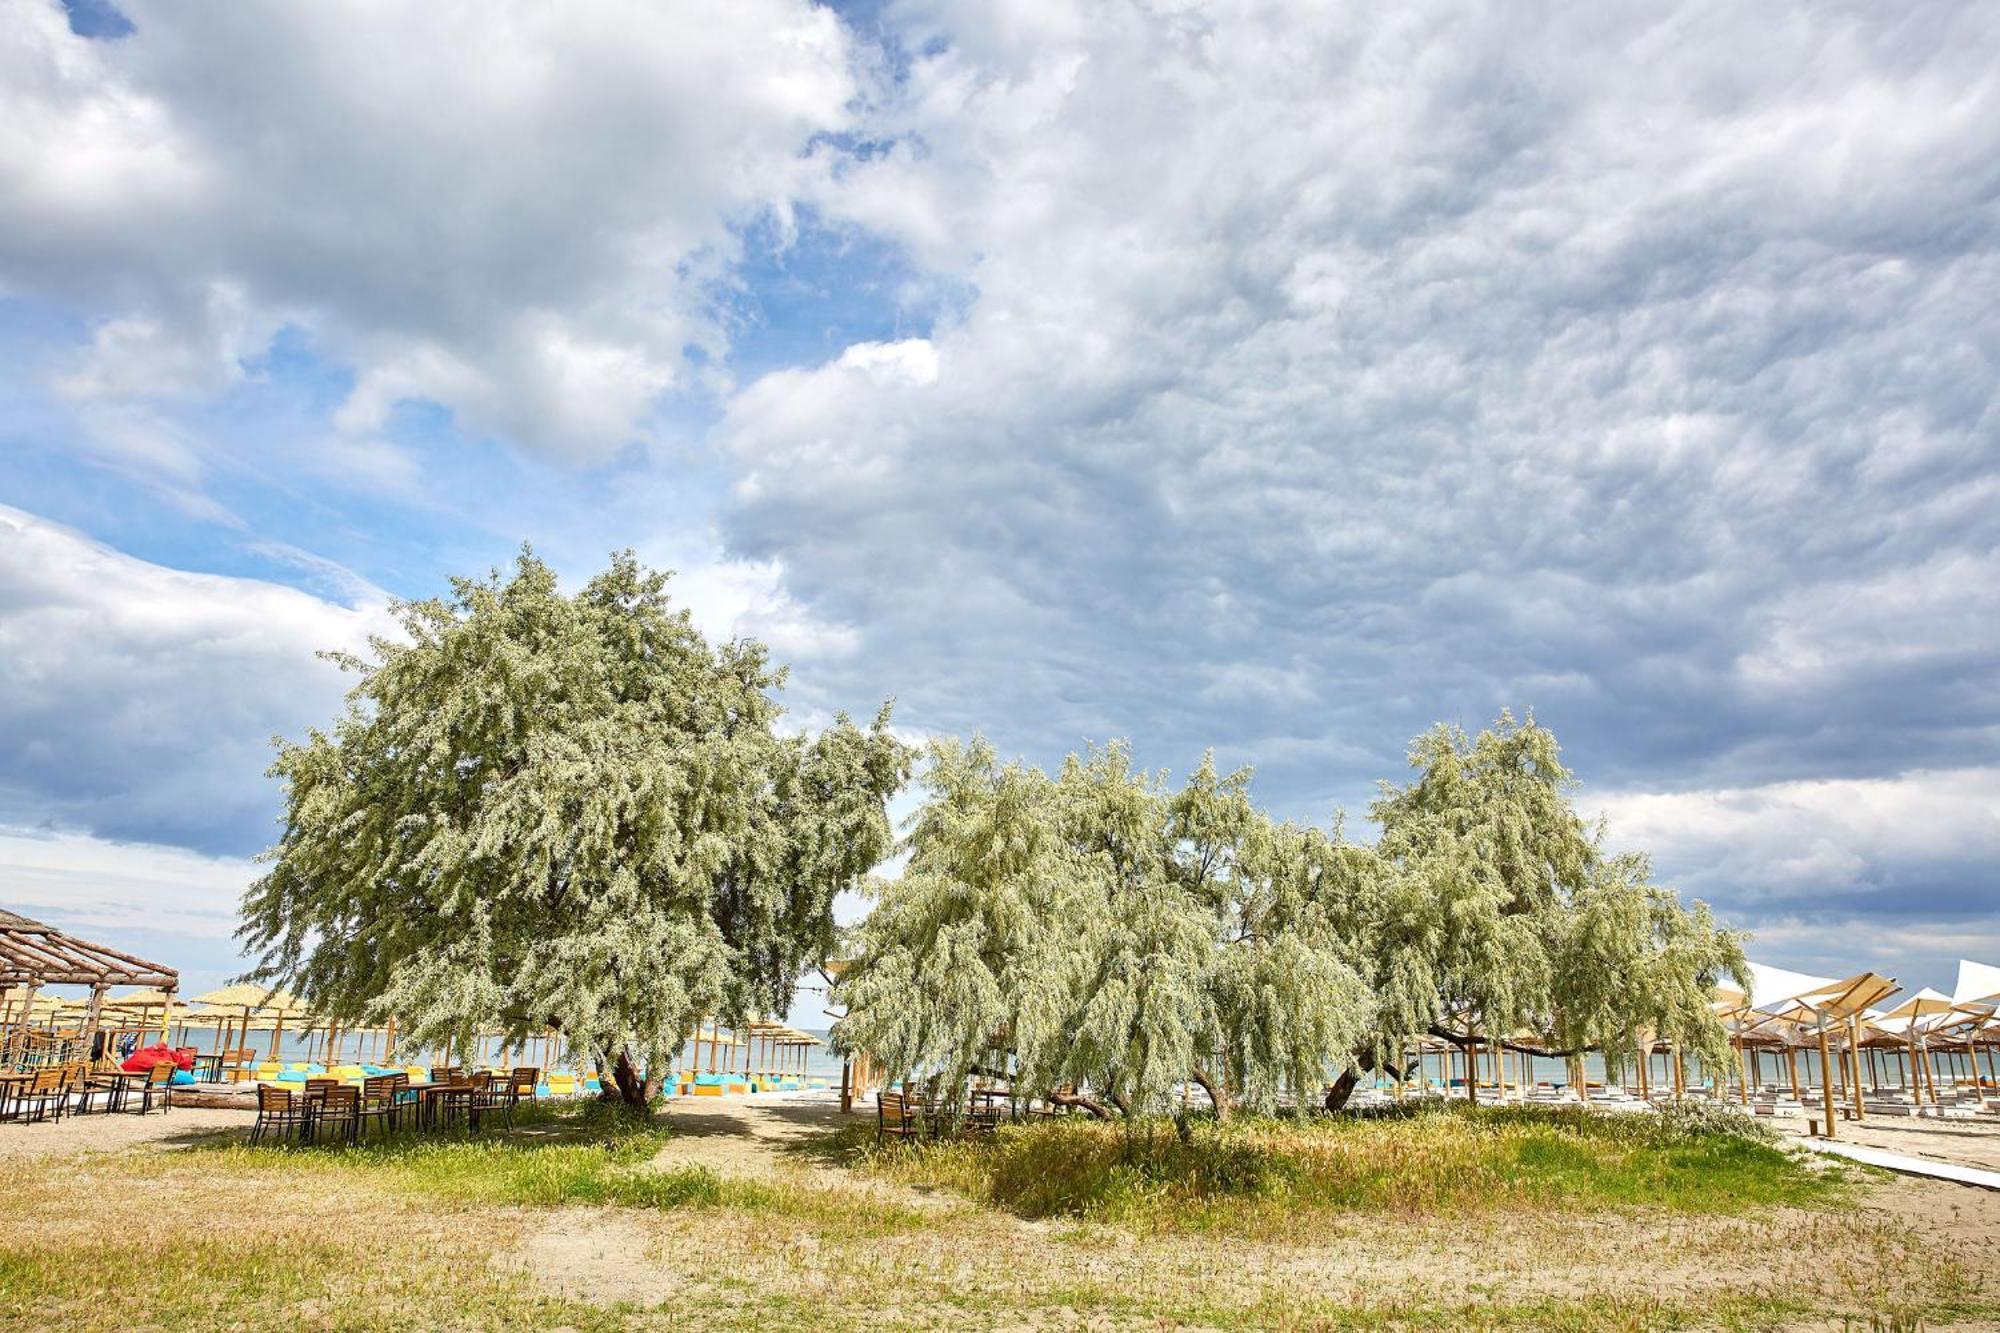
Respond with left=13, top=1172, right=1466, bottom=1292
left=0, top=0, right=861, bottom=460
left=1589, top=768, right=2000, bottom=910
left=668, top=557, right=861, bottom=664
left=0, top=825, right=250, bottom=942
left=0, top=503, right=394, bottom=852
left=719, top=0, right=2000, bottom=810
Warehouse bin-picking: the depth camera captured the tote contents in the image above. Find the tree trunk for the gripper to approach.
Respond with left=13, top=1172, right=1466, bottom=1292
left=1108, top=1088, right=1132, bottom=1117
left=1323, top=1067, right=1362, bottom=1113
left=610, top=1046, right=654, bottom=1110
left=1049, top=1089, right=1113, bottom=1119
left=1190, top=1065, right=1230, bottom=1121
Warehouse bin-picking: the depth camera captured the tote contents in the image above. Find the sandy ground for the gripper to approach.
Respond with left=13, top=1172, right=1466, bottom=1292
left=4, top=1091, right=1995, bottom=1326
left=0, top=1105, right=249, bottom=1159
left=1781, top=1110, right=2000, bottom=1172
left=502, top=1094, right=2000, bottom=1326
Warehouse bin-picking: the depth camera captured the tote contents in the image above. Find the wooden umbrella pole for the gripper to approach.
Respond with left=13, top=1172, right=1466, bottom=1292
left=1846, top=1016, right=1866, bottom=1120
left=1816, top=1018, right=1837, bottom=1138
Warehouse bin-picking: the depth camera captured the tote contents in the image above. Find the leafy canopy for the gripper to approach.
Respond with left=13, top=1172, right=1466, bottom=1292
left=241, top=550, right=910, bottom=1088
left=837, top=713, right=1744, bottom=1111
left=833, top=739, right=1372, bottom=1117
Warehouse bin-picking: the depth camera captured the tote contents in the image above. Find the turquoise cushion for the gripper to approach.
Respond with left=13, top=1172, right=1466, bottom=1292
left=169, top=1070, right=196, bottom=1086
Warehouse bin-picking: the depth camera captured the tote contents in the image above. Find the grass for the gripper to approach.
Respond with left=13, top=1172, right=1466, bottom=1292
left=0, top=1098, right=1991, bottom=1331
left=172, top=1098, right=929, bottom=1232
left=843, top=1102, right=1856, bottom=1233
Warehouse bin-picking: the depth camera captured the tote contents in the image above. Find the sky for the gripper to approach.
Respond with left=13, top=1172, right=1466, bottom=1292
left=1, top=0, right=1996, bottom=1023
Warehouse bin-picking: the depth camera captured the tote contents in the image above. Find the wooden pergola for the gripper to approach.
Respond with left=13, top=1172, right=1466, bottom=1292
left=1, top=907, right=179, bottom=1064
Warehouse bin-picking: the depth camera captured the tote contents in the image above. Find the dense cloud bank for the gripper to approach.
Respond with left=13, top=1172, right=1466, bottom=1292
left=0, top=0, right=1995, bottom=988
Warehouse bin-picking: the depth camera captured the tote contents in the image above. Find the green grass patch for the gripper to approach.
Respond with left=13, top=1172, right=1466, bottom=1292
left=847, top=1102, right=1853, bottom=1231
left=164, top=1098, right=927, bottom=1234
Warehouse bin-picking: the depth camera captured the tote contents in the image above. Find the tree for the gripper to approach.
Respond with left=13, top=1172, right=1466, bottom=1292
left=839, top=713, right=1744, bottom=1120
left=833, top=740, right=1371, bottom=1119
left=1320, top=711, right=1746, bottom=1107
left=240, top=550, right=910, bottom=1107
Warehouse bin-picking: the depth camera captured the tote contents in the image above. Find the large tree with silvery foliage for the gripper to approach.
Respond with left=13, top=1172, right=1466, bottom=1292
left=241, top=549, right=909, bottom=1107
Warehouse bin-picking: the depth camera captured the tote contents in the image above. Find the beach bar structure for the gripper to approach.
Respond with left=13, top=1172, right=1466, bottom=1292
left=1, top=907, right=180, bottom=1066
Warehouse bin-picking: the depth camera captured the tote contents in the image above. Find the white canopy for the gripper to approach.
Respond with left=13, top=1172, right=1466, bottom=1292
left=1951, top=959, right=2000, bottom=1009
left=1876, top=988, right=1956, bottom=1035
left=1730, top=961, right=1838, bottom=1013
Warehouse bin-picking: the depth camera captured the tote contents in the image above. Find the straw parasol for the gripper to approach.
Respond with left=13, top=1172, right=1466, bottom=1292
left=188, top=984, right=315, bottom=1063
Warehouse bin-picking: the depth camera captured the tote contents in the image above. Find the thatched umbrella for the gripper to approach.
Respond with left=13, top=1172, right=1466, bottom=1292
left=188, top=984, right=314, bottom=1067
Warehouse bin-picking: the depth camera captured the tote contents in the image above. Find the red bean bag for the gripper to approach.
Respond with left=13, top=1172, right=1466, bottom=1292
left=120, top=1042, right=194, bottom=1074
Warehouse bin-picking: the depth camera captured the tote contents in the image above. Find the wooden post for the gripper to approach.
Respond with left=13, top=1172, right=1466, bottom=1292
left=78, top=983, right=108, bottom=1063
left=1815, top=1018, right=1837, bottom=1138
left=6, top=981, right=41, bottom=1064
left=1848, top=1012, right=1864, bottom=1112
left=1465, top=1036, right=1478, bottom=1106
left=1734, top=1032, right=1749, bottom=1105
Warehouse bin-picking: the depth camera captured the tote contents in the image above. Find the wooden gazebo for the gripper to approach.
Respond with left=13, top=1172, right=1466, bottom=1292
left=1, top=908, right=179, bottom=1064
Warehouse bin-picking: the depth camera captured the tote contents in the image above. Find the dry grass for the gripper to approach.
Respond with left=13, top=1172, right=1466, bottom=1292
left=0, top=1101, right=1991, bottom=1331
left=839, top=1103, right=1853, bottom=1233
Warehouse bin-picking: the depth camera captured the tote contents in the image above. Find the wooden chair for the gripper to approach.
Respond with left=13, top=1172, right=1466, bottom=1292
left=509, top=1066, right=540, bottom=1103
left=967, top=1086, right=1010, bottom=1134
left=358, top=1075, right=404, bottom=1136
left=248, top=1085, right=311, bottom=1145
left=316, top=1085, right=362, bottom=1145
left=58, top=1061, right=100, bottom=1116
left=477, top=1070, right=524, bottom=1129
left=433, top=1080, right=477, bottom=1132
left=135, top=1060, right=176, bottom=1115
left=876, top=1089, right=923, bottom=1143
left=14, top=1067, right=71, bottom=1124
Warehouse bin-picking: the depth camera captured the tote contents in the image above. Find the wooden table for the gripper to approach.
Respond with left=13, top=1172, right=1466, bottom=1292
left=404, top=1082, right=482, bottom=1131
left=88, top=1070, right=154, bottom=1114
left=0, top=1070, right=33, bottom=1121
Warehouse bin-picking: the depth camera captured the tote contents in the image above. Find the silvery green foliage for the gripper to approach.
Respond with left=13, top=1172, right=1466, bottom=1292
left=840, top=713, right=1742, bottom=1114
left=1355, top=712, right=1746, bottom=1075
left=241, top=551, right=909, bottom=1092
left=835, top=740, right=1372, bottom=1117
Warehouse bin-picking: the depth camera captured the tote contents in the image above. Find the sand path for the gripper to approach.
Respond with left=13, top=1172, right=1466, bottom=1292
left=0, top=1106, right=249, bottom=1160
